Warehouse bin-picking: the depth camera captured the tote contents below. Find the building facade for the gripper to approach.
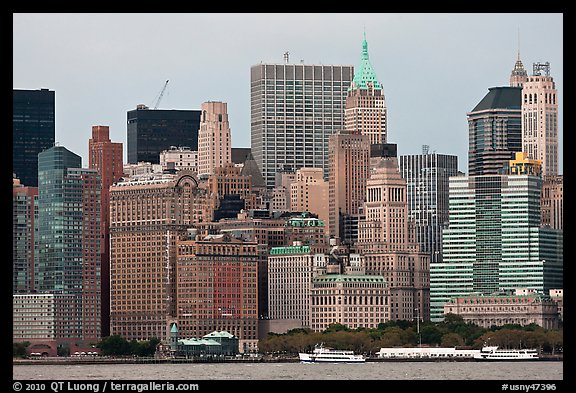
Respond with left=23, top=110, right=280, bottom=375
left=521, top=63, right=559, bottom=177
left=289, top=167, right=329, bottom=228
left=36, top=146, right=102, bottom=341
left=467, top=86, right=522, bottom=176
left=175, top=233, right=259, bottom=352
left=357, top=156, right=431, bottom=321
left=197, top=101, right=232, bottom=177
left=250, top=62, right=354, bottom=188
left=13, top=177, right=38, bottom=294
left=310, top=274, right=389, bottom=331
left=399, top=149, right=459, bottom=264
left=267, top=244, right=327, bottom=328
left=431, top=172, right=563, bottom=322
left=328, top=132, right=371, bottom=242
left=13, top=88, right=55, bottom=187
left=160, top=146, right=199, bottom=173
left=127, top=104, right=201, bottom=164
left=109, top=171, right=207, bottom=341
left=344, top=33, right=387, bottom=146
left=88, top=125, right=123, bottom=337
left=443, top=290, right=560, bottom=329
left=541, top=175, right=563, bottom=231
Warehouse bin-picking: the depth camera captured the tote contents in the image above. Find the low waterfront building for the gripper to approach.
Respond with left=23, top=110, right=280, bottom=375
left=169, top=323, right=239, bottom=357
left=443, top=289, right=560, bottom=329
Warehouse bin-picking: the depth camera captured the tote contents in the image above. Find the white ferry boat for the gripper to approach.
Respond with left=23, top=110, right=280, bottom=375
left=299, top=343, right=366, bottom=363
left=473, top=346, right=539, bottom=361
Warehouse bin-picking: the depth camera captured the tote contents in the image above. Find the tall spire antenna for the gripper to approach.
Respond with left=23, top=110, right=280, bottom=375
left=517, top=27, right=521, bottom=61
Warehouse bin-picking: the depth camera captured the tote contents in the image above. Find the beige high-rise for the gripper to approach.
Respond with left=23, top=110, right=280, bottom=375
left=521, top=64, right=559, bottom=176
left=357, top=156, right=430, bottom=321
left=290, top=168, right=329, bottom=228
left=198, top=101, right=232, bottom=177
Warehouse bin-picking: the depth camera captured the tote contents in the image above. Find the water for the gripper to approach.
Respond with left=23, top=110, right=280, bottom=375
left=13, top=361, right=563, bottom=381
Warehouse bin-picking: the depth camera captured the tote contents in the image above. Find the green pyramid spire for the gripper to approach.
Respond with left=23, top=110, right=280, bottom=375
left=349, top=32, right=382, bottom=91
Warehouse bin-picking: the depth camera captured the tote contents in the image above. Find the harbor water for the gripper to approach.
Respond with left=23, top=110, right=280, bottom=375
left=13, top=361, right=563, bottom=381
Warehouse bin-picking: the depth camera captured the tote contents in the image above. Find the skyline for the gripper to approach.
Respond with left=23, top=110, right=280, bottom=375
left=13, top=13, right=564, bottom=175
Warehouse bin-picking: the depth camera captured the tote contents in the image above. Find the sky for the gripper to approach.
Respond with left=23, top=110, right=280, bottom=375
left=13, top=13, right=564, bottom=175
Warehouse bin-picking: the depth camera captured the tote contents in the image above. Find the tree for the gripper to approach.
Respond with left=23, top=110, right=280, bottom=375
left=441, top=332, right=464, bottom=347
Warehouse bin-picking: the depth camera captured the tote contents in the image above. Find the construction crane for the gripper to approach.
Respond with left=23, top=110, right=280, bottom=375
left=152, top=79, right=169, bottom=109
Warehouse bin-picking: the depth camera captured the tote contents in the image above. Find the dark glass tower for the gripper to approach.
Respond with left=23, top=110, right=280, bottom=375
left=467, top=87, right=522, bottom=176
left=127, top=105, right=201, bottom=164
left=13, top=89, right=56, bottom=187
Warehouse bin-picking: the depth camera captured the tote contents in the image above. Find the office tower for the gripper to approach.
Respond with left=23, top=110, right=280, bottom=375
left=399, top=148, right=459, bottom=263
left=467, top=86, right=522, bottom=176
left=36, top=145, right=102, bottom=341
left=357, top=155, right=431, bottom=321
left=207, top=163, right=256, bottom=219
left=541, top=175, right=563, bottom=231
left=250, top=61, right=354, bottom=188
left=290, top=167, right=330, bottom=228
left=328, top=132, right=371, bottom=242
left=88, top=125, right=123, bottom=337
left=109, top=171, right=208, bottom=341
left=522, top=62, right=559, bottom=176
left=197, top=101, right=232, bottom=176
left=13, top=177, right=38, bottom=293
left=431, top=159, right=563, bottom=322
left=285, top=214, right=328, bottom=247
left=268, top=244, right=326, bottom=328
left=13, top=88, right=55, bottom=187
left=127, top=104, right=201, bottom=164
left=345, top=33, right=387, bottom=145
left=176, top=232, right=259, bottom=353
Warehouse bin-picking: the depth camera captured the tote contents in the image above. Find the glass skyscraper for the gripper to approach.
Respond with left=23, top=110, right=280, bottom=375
left=430, top=173, right=563, bottom=321
left=36, top=146, right=102, bottom=340
left=250, top=63, right=354, bottom=188
left=399, top=150, right=459, bottom=264
left=127, top=105, right=201, bottom=164
left=13, top=88, right=55, bottom=187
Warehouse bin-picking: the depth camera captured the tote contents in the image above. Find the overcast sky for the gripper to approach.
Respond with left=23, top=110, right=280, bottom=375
left=13, top=13, right=564, bottom=175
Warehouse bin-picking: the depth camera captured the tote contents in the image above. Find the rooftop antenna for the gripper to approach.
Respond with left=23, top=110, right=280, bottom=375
left=422, top=145, right=430, bottom=155
left=283, top=51, right=289, bottom=64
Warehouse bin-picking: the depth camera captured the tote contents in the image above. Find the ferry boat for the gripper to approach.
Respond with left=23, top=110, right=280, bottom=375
left=299, top=343, right=366, bottom=363
left=473, top=346, right=539, bottom=361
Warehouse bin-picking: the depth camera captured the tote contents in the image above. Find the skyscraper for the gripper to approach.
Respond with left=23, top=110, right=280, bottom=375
left=521, top=62, right=559, bottom=176
left=127, top=104, right=201, bottom=164
left=430, top=159, right=563, bottom=321
left=467, top=86, right=522, bottom=176
left=399, top=148, right=459, bottom=264
left=36, top=145, right=102, bottom=340
left=88, top=125, right=123, bottom=337
left=328, top=132, right=370, bottom=242
left=13, top=88, right=55, bottom=187
left=197, top=101, right=232, bottom=177
left=357, top=155, right=431, bottom=321
left=250, top=61, right=354, bottom=188
left=109, top=171, right=208, bottom=341
left=13, top=177, right=38, bottom=294
left=345, top=33, right=387, bottom=145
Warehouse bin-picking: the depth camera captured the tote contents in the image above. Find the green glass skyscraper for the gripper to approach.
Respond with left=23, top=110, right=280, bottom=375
left=430, top=172, right=563, bottom=322
left=36, top=146, right=102, bottom=340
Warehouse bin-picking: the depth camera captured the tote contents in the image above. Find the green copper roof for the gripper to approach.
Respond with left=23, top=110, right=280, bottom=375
left=349, top=33, right=382, bottom=91
left=170, top=323, right=178, bottom=333
left=269, top=245, right=311, bottom=255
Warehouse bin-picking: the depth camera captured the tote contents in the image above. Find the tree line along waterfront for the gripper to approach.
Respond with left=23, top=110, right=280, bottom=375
left=13, top=314, right=562, bottom=359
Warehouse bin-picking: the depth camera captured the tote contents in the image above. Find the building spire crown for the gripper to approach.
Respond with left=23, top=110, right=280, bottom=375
left=349, top=33, right=383, bottom=91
